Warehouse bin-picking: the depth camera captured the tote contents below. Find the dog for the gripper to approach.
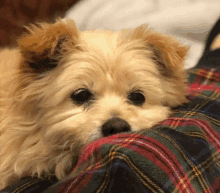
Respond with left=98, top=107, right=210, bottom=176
left=0, top=18, right=188, bottom=189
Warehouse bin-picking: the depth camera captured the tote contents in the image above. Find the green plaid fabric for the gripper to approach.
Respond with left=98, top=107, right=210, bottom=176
left=52, top=68, right=220, bottom=193
left=1, top=68, right=220, bottom=193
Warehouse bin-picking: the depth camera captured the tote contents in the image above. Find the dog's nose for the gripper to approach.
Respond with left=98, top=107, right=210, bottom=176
left=101, top=117, right=131, bottom=137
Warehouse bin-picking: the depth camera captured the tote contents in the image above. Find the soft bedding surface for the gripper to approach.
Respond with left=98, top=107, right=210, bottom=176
left=2, top=67, right=220, bottom=193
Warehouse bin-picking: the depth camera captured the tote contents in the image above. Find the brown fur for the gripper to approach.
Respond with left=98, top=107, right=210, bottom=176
left=0, top=18, right=189, bottom=189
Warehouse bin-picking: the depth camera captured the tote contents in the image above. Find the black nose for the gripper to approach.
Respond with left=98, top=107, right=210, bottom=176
left=101, top=117, right=131, bottom=137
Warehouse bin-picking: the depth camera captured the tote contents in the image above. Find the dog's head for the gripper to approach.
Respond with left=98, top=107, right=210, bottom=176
left=17, top=18, right=188, bottom=142
left=13, top=18, right=188, bottom=177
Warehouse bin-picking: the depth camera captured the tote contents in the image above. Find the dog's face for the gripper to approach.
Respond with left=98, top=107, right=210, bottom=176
left=7, top=19, right=188, bottom=179
left=16, top=19, right=189, bottom=145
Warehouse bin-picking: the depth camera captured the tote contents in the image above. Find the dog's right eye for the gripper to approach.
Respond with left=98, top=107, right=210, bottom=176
left=128, top=90, right=145, bottom=106
left=71, top=89, right=94, bottom=105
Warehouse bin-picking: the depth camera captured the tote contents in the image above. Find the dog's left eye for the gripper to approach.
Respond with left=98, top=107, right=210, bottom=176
left=128, top=91, right=145, bottom=106
left=71, top=89, right=94, bottom=105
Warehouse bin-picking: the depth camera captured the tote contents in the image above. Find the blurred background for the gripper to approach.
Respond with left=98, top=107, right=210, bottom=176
left=0, top=0, right=220, bottom=69
left=0, top=0, right=80, bottom=47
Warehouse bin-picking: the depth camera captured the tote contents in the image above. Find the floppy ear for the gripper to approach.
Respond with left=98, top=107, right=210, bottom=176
left=132, top=25, right=189, bottom=75
left=17, top=18, right=79, bottom=74
left=131, top=25, right=189, bottom=107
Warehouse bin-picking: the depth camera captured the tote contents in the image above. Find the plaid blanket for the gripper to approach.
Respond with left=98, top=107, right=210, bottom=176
left=1, top=67, right=220, bottom=193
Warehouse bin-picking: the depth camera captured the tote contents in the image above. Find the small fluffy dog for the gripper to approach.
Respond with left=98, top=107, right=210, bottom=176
left=0, top=19, right=188, bottom=189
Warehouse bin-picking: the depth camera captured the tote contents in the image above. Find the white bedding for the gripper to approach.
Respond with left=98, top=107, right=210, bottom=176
left=66, top=0, right=220, bottom=69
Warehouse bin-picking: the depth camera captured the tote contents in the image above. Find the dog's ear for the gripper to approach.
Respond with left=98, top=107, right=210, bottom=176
left=17, top=18, right=79, bottom=74
left=131, top=25, right=189, bottom=106
left=131, top=25, right=189, bottom=76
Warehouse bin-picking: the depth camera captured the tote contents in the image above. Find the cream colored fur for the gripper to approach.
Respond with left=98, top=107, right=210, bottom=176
left=0, top=19, right=188, bottom=189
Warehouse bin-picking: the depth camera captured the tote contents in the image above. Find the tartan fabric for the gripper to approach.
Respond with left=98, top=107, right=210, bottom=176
left=1, top=67, right=220, bottom=193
